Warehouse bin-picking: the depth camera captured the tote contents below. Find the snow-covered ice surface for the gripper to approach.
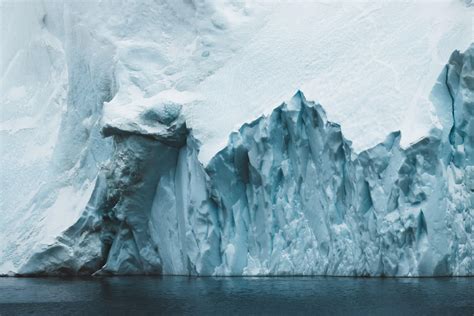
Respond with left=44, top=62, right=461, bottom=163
left=0, top=0, right=472, bottom=276
left=190, top=1, right=473, bottom=163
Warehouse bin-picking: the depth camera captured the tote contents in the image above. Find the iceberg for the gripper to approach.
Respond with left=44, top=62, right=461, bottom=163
left=0, top=0, right=472, bottom=276
left=14, top=44, right=474, bottom=276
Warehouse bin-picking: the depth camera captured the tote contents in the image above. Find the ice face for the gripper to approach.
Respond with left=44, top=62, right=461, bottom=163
left=0, top=0, right=472, bottom=276
left=0, top=0, right=270, bottom=274
left=13, top=45, right=474, bottom=276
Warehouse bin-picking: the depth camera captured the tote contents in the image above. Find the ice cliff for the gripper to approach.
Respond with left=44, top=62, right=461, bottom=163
left=0, top=1, right=472, bottom=277
left=11, top=44, right=473, bottom=276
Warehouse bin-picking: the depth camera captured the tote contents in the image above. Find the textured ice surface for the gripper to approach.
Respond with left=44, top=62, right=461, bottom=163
left=14, top=45, right=474, bottom=277
left=0, top=0, right=266, bottom=273
left=0, top=0, right=473, bottom=276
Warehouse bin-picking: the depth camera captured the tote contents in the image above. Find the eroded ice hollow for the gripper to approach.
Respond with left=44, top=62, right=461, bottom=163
left=13, top=44, right=474, bottom=277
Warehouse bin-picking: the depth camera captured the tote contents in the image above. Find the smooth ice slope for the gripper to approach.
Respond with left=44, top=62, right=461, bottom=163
left=0, top=1, right=116, bottom=273
left=188, top=1, right=473, bottom=163
left=16, top=45, right=474, bottom=277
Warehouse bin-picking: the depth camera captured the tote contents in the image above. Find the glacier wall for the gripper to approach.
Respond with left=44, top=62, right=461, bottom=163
left=15, top=45, right=473, bottom=277
left=0, top=1, right=117, bottom=274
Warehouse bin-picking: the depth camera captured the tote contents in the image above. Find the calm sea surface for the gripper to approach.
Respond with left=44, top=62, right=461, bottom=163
left=0, top=276, right=472, bottom=315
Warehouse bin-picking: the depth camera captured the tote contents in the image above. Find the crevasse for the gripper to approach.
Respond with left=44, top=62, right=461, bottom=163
left=16, top=45, right=473, bottom=277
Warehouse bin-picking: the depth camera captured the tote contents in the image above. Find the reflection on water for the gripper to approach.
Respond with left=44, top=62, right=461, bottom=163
left=0, top=276, right=472, bottom=315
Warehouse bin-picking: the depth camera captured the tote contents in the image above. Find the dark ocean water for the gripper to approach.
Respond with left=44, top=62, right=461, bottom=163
left=0, top=276, right=472, bottom=315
